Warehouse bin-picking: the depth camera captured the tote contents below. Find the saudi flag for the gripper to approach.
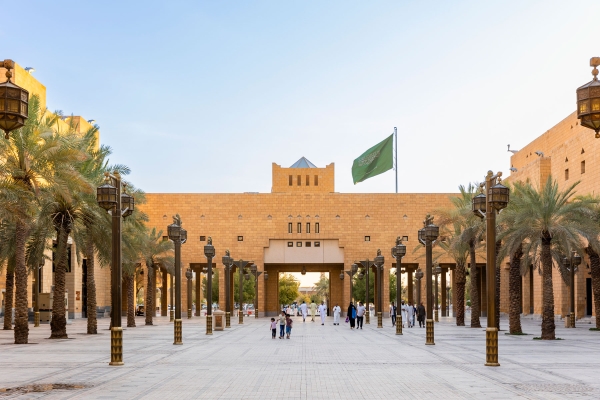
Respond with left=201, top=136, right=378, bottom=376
left=351, top=134, right=394, bottom=184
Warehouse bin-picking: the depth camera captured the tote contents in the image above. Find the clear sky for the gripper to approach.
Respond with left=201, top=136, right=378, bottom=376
left=3, top=1, right=600, bottom=194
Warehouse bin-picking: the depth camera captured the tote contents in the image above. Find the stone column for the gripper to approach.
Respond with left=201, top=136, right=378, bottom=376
left=407, top=268, right=414, bottom=304
left=161, top=269, right=168, bottom=316
left=441, top=267, right=447, bottom=317
left=195, top=268, right=201, bottom=316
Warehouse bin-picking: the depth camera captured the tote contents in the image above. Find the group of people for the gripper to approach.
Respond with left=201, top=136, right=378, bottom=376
left=389, top=301, right=427, bottom=328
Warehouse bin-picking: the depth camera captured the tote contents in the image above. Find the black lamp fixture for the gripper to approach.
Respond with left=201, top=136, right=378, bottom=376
left=577, top=57, right=600, bottom=138
left=0, top=59, right=29, bottom=138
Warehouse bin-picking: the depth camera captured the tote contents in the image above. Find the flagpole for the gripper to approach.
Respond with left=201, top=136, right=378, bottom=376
left=394, top=127, right=398, bottom=194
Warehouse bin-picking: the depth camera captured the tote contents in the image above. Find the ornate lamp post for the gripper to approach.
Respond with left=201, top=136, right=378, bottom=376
left=204, top=237, right=215, bottom=335
left=418, top=215, right=439, bottom=345
left=167, top=218, right=185, bottom=344
left=358, top=259, right=374, bottom=324
left=96, top=171, right=135, bottom=366
left=562, top=252, right=582, bottom=328
left=222, top=250, right=234, bottom=328
left=374, top=250, right=385, bottom=328
left=169, top=272, right=175, bottom=322
left=434, top=264, right=442, bottom=322
left=392, top=237, right=407, bottom=335
left=186, top=268, right=193, bottom=319
left=344, top=263, right=359, bottom=303
left=233, top=259, right=251, bottom=324
left=0, top=59, right=29, bottom=139
left=576, top=57, right=600, bottom=138
left=250, top=264, right=262, bottom=318
left=472, top=171, right=509, bottom=366
left=34, top=262, right=43, bottom=327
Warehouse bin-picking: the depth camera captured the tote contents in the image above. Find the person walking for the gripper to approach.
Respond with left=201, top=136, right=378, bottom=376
left=278, top=311, right=286, bottom=338
left=417, top=302, right=426, bottom=328
left=270, top=318, right=277, bottom=339
left=356, top=302, right=366, bottom=329
left=347, top=302, right=357, bottom=329
left=401, top=301, right=407, bottom=328
left=333, top=304, right=341, bottom=325
left=310, top=301, right=317, bottom=322
left=391, top=303, right=397, bottom=327
left=406, top=302, right=415, bottom=328
left=318, top=301, right=327, bottom=325
left=300, top=301, right=308, bottom=322
left=285, top=314, right=293, bottom=339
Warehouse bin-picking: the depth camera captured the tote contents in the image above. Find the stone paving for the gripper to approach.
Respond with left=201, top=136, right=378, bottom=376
left=0, top=314, right=599, bottom=399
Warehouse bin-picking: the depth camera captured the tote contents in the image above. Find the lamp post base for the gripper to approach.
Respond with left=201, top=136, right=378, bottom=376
left=425, top=319, right=435, bottom=345
left=434, top=309, right=439, bottom=322
left=187, top=309, right=192, bottom=319
left=239, top=312, right=243, bottom=325
left=174, top=319, right=183, bottom=345
left=365, top=313, right=370, bottom=325
left=377, top=312, right=382, bottom=328
left=485, top=327, right=500, bottom=366
left=569, top=312, right=576, bottom=328
left=206, top=315, right=213, bottom=335
left=255, top=309, right=258, bottom=319
left=226, top=312, right=231, bottom=328
left=109, top=327, right=124, bottom=366
left=396, top=314, right=403, bottom=335
left=34, top=312, right=40, bottom=327
left=169, top=310, right=174, bottom=322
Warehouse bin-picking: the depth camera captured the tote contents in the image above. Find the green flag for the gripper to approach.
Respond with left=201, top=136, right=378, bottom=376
left=351, top=134, right=394, bottom=184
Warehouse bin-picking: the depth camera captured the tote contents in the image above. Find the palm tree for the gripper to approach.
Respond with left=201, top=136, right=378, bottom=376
left=0, top=96, right=89, bottom=344
left=141, top=228, right=174, bottom=325
left=499, top=176, right=598, bottom=339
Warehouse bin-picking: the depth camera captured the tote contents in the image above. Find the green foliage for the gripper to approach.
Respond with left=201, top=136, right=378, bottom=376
left=389, top=271, right=396, bottom=302
left=201, top=269, right=219, bottom=304
left=278, top=273, right=299, bottom=305
left=233, top=271, right=256, bottom=303
left=313, top=275, right=329, bottom=302
left=352, top=273, right=375, bottom=304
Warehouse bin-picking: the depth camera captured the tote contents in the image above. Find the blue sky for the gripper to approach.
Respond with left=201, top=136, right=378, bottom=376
left=3, top=1, right=600, bottom=193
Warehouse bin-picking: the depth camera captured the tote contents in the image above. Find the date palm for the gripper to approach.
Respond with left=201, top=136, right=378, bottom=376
left=499, top=176, right=598, bottom=339
left=0, top=96, right=88, bottom=344
left=142, top=227, right=174, bottom=325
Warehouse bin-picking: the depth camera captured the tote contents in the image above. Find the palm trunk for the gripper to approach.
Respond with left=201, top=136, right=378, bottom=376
left=126, top=273, right=136, bottom=328
left=586, top=247, right=600, bottom=329
left=469, top=240, right=481, bottom=328
left=541, top=236, right=555, bottom=339
left=3, top=266, right=14, bottom=330
left=509, top=245, right=523, bottom=334
left=50, top=227, right=69, bottom=339
left=145, top=265, right=154, bottom=325
left=14, top=220, right=30, bottom=344
left=85, top=237, right=97, bottom=334
left=455, top=261, right=466, bottom=326
left=495, top=240, right=501, bottom=330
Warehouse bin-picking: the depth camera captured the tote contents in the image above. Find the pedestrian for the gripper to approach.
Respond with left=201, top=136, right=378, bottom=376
left=285, top=314, right=293, bottom=339
left=391, top=303, right=397, bottom=327
left=333, top=304, right=341, bottom=325
left=407, top=302, right=415, bottom=328
left=401, top=301, right=407, bottom=327
left=347, top=302, right=356, bottom=329
left=318, top=301, right=327, bottom=325
left=417, top=302, right=426, bottom=328
left=356, top=302, right=366, bottom=329
left=300, top=301, right=308, bottom=322
left=270, top=318, right=277, bottom=339
left=310, top=300, right=317, bottom=322
left=278, top=311, right=286, bottom=338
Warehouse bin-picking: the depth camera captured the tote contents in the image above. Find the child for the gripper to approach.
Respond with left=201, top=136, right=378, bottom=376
left=278, top=311, right=286, bottom=339
left=285, top=314, right=293, bottom=339
left=270, top=318, right=277, bottom=339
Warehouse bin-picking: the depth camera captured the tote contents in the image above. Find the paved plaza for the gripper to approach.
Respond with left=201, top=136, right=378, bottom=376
left=0, top=315, right=599, bottom=399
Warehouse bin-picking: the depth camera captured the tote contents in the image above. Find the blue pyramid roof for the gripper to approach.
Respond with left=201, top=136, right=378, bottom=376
left=290, top=157, right=317, bottom=168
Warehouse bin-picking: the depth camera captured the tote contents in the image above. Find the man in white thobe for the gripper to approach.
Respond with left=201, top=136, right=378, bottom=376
left=333, top=304, right=341, bottom=325
left=300, top=301, right=308, bottom=322
left=318, top=302, right=327, bottom=325
left=401, top=301, right=408, bottom=328
left=310, top=301, right=317, bottom=322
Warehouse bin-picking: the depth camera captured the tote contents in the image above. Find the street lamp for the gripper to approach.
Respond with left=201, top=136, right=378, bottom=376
left=562, top=252, right=582, bottom=328
left=233, top=259, right=251, bottom=324
left=34, top=261, right=43, bottom=327
left=415, top=269, right=424, bottom=305
left=0, top=59, right=29, bottom=139
left=343, top=263, right=359, bottom=304
left=250, top=264, right=262, bottom=319
left=418, top=215, right=439, bottom=345
left=204, top=237, right=215, bottom=335
left=374, top=250, right=385, bottom=328
left=392, top=236, right=407, bottom=335
left=186, top=268, right=193, bottom=320
left=472, top=171, right=509, bottom=367
left=222, top=250, right=233, bottom=328
left=96, top=171, right=135, bottom=366
left=167, top=217, right=186, bottom=345
left=577, top=57, right=600, bottom=138
left=434, top=264, right=442, bottom=322
left=358, top=259, right=374, bottom=325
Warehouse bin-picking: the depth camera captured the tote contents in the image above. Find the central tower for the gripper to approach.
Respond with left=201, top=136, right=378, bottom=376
left=271, top=157, right=334, bottom=193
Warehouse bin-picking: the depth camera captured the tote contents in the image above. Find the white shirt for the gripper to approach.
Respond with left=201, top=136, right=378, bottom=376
left=333, top=306, right=341, bottom=315
left=318, top=304, right=327, bottom=314
left=356, top=305, right=366, bottom=317
left=300, top=303, right=307, bottom=313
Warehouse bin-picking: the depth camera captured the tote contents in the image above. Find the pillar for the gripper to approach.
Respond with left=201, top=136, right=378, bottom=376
left=161, top=269, right=168, bottom=316
left=480, top=266, right=487, bottom=317
left=407, top=269, right=414, bottom=304
left=195, top=269, right=201, bottom=316
left=441, top=267, right=447, bottom=317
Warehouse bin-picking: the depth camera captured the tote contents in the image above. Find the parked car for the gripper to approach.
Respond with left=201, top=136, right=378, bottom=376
left=244, top=304, right=255, bottom=316
left=135, top=305, right=144, bottom=316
